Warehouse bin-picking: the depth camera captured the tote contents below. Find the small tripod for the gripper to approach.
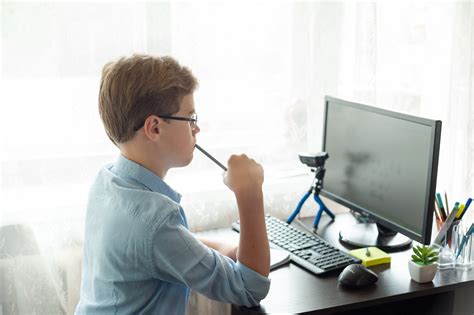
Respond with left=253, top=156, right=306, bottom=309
left=287, top=163, right=335, bottom=231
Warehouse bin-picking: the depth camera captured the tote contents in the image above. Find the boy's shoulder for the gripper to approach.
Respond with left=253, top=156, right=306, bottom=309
left=89, top=164, right=182, bottom=228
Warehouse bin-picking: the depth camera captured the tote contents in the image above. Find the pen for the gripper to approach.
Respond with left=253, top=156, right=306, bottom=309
left=434, top=198, right=443, bottom=223
left=445, top=191, right=450, bottom=216
left=195, top=144, right=228, bottom=171
left=434, top=210, right=443, bottom=231
left=434, top=208, right=441, bottom=222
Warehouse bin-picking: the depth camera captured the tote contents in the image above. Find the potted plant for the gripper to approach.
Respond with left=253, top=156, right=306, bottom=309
left=408, top=245, right=439, bottom=283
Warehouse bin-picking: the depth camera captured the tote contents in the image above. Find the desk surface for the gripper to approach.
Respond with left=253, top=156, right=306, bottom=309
left=200, top=212, right=474, bottom=314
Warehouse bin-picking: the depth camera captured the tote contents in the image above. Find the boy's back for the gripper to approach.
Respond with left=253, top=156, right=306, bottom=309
left=77, top=159, right=188, bottom=314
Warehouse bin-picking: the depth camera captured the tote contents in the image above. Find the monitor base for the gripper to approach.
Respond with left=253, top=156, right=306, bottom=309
left=339, top=223, right=412, bottom=252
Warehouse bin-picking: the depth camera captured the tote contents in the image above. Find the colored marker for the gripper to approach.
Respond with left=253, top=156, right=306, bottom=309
left=434, top=198, right=444, bottom=223
left=436, top=193, right=447, bottom=221
left=459, top=198, right=472, bottom=220
left=455, top=204, right=465, bottom=220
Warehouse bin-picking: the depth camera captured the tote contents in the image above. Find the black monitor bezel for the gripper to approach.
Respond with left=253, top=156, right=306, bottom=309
left=320, top=96, right=441, bottom=245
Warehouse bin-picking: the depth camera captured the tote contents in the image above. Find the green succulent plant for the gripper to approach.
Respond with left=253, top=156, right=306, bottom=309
left=411, top=245, right=439, bottom=266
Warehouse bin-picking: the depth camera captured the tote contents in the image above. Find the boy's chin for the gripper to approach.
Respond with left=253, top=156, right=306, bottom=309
left=184, top=152, right=194, bottom=165
left=175, top=154, right=193, bottom=168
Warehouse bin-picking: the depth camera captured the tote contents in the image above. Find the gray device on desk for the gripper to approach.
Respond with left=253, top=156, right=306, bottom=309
left=321, top=96, right=442, bottom=251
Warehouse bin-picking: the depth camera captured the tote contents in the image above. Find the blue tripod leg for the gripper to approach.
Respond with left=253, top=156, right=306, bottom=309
left=287, top=190, right=312, bottom=224
left=312, top=194, right=335, bottom=230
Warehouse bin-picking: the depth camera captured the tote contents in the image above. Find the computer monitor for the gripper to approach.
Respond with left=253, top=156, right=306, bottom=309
left=321, top=96, right=441, bottom=251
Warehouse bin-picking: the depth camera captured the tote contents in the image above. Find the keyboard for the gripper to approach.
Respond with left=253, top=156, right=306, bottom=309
left=232, top=215, right=361, bottom=275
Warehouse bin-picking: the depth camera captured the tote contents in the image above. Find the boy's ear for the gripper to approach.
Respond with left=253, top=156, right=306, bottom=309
left=142, top=115, right=161, bottom=140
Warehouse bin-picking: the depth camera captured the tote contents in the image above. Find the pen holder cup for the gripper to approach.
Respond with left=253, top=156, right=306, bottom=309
left=452, top=223, right=473, bottom=270
left=437, top=221, right=460, bottom=270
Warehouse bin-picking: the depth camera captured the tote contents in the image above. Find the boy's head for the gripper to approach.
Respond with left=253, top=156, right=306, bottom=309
left=99, top=54, right=198, bottom=145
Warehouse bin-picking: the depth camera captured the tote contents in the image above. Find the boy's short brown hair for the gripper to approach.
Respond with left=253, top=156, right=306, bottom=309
left=99, top=54, right=198, bottom=145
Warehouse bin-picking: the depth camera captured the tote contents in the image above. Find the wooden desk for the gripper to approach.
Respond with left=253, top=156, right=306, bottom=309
left=202, top=212, right=474, bottom=315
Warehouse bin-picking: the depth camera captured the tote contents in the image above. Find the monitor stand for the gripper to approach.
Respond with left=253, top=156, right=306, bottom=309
left=339, top=222, right=412, bottom=252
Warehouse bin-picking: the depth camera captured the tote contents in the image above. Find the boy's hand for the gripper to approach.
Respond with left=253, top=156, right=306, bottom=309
left=223, top=154, right=264, bottom=194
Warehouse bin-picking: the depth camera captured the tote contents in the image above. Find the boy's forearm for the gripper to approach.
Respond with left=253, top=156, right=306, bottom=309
left=197, top=236, right=238, bottom=261
left=235, top=188, right=270, bottom=277
left=198, top=237, right=220, bottom=251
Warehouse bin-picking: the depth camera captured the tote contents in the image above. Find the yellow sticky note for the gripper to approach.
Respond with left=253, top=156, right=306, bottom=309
left=349, top=247, right=391, bottom=267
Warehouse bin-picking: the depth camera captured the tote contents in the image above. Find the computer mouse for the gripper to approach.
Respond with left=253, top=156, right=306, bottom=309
left=338, top=264, right=379, bottom=288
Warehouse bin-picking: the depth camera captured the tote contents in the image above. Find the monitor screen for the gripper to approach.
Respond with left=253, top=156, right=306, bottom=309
left=321, top=96, right=441, bottom=246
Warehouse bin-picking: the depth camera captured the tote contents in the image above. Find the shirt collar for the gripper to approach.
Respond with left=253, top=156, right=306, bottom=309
left=112, top=155, right=182, bottom=203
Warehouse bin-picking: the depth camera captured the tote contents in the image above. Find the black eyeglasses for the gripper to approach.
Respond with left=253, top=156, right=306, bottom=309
left=134, top=113, right=197, bottom=131
left=134, top=113, right=198, bottom=131
left=160, top=113, right=198, bottom=130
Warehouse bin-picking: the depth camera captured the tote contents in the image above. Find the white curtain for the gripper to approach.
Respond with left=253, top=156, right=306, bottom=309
left=1, top=1, right=473, bottom=314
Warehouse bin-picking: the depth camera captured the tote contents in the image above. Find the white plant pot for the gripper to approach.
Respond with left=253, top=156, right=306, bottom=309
left=408, top=260, right=437, bottom=283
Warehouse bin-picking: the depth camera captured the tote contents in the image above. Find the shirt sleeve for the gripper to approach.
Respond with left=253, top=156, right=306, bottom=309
left=149, top=209, right=271, bottom=307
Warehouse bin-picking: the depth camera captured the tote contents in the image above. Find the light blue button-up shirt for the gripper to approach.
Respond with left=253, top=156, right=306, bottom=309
left=75, top=155, right=270, bottom=315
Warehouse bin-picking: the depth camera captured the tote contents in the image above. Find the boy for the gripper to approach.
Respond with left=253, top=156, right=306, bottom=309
left=75, top=55, right=270, bottom=315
